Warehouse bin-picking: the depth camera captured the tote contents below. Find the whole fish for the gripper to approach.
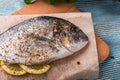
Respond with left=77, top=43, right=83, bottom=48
left=0, top=16, right=88, bottom=65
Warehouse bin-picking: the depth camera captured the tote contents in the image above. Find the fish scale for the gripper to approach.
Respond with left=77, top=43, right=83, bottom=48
left=0, top=16, right=88, bottom=65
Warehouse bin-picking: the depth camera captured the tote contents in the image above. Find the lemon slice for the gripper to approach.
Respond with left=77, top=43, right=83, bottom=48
left=1, top=61, right=26, bottom=76
left=0, top=60, right=2, bottom=66
left=19, top=64, right=50, bottom=74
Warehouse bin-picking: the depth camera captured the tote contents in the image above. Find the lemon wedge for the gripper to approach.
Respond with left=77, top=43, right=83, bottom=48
left=1, top=61, right=26, bottom=76
left=19, top=64, right=50, bottom=74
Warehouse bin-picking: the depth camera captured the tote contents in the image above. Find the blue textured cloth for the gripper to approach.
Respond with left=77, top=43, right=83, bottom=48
left=75, top=0, right=120, bottom=79
left=0, top=0, right=120, bottom=79
left=0, top=0, right=26, bottom=15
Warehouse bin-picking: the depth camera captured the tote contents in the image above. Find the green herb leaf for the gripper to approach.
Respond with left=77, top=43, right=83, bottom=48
left=61, top=0, right=69, bottom=3
left=24, top=0, right=36, bottom=4
left=49, top=0, right=56, bottom=5
left=24, top=0, right=77, bottom=5
left=69, top=0, right=77, bottom=3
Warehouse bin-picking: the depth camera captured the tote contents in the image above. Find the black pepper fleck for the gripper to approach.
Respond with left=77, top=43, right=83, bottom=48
left=77, top=61, right=80, bottom=65
left=110, top=56, right=115, bottom=59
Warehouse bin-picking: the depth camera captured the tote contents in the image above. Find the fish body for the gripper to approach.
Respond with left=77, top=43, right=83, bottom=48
left=0, top=16, right=88, bottom=65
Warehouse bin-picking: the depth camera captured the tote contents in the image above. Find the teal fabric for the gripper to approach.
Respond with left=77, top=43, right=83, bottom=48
left=75, top=0, right=120, bottom=79
left=0, top=0, right=26, bottom=15
left=0, top=0, right=120, bottom=79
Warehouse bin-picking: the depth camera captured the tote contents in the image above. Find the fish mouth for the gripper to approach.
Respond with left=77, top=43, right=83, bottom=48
left=77, top=30, right=88, bottom=42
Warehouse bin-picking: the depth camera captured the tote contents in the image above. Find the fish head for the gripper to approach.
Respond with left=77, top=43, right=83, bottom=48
left=51, top=18, right=88, bottom=53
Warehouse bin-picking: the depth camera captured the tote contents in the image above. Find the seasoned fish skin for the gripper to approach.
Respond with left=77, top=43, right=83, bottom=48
left=0, top=16, right=88, bottom=65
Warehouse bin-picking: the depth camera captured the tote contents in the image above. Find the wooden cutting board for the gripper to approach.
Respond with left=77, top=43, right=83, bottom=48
left=0, top=1, right=109, bottom=80
left=0, top=13, right=99, bottom=80
left=13, top=0, right=109, bottom=63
